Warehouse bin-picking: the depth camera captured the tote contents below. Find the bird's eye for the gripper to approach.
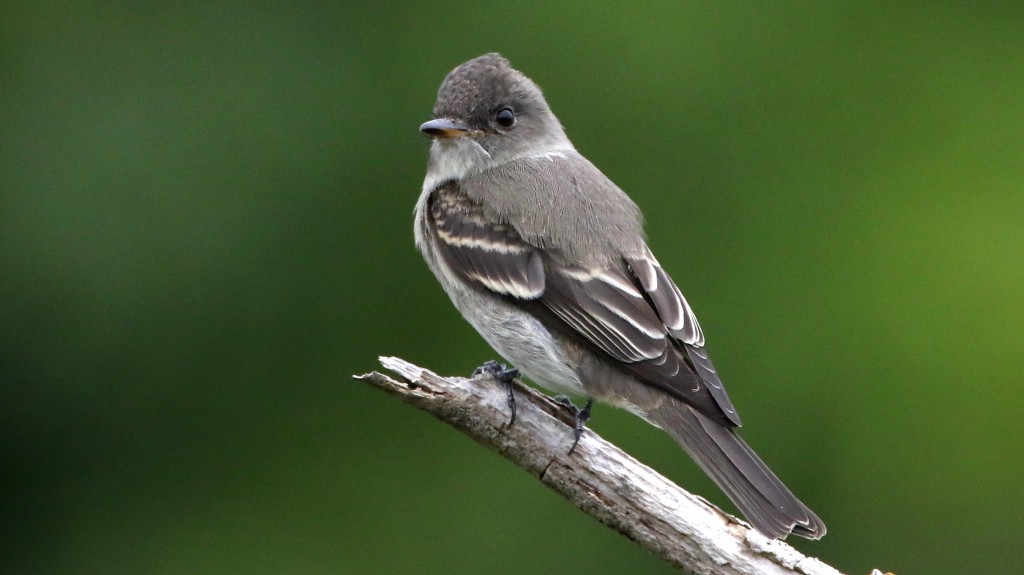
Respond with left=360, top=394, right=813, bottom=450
left=495, top=107, right=516, bottom=128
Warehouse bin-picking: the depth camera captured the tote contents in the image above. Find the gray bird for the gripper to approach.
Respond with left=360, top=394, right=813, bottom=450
left=413, top=53, right=826, bottom=540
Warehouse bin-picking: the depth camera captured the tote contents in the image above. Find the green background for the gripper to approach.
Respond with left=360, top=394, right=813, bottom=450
left=3, top=2, right=1022, bottom=574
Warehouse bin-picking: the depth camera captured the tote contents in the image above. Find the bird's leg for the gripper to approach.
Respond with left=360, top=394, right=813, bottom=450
left=472, top=360, right=519, bottom=426
left=553, top=396, right=593, bottom=455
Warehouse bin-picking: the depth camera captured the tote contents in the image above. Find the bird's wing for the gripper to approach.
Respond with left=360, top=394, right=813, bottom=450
left=427, top=181, right=740, bottom=426
left=428, top=179, right=546, bottom=299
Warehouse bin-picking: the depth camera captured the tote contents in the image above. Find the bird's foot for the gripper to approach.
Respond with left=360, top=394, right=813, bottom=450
left=553, top=395, right=593, bottom=455
left=472, top=360, right=519, bottom=426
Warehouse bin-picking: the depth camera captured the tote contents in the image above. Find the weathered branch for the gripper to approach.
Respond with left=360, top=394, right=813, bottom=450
left=356, top=357, right=873, bottom=575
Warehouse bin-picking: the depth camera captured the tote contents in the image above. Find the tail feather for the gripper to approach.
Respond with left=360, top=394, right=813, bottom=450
left=648, top=401, right=826, bottom=539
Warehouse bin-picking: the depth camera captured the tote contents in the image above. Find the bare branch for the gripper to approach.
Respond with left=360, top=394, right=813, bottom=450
left=355, top=357, right=863, bottom=575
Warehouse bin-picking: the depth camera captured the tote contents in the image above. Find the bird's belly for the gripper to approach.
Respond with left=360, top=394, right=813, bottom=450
left=440, top=278, right=584, bottom=397
left=464, top=297, right=586, bottom=397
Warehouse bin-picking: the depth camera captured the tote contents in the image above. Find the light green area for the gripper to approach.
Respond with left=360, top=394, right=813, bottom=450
left=3, top=2, right=1022, bottom=574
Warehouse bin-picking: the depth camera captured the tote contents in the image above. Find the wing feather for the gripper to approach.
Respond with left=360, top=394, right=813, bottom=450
left=426, top=182, right=739, bottom=425
left=431, top=184, right=544, bottom=299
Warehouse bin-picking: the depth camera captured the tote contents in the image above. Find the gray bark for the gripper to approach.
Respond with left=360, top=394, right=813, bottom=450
left=355, top=356, right=881, bottom=575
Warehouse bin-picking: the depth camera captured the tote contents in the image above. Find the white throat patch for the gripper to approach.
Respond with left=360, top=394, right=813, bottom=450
left=421, top=139, right=491, bottom=195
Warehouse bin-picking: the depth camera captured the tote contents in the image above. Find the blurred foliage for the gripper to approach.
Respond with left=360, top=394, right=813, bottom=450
left=2, top=2, right=1023, bottom=574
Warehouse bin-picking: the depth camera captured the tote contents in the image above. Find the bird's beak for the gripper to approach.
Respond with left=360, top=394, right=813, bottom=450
left=420, top=118, right=471, bottom=139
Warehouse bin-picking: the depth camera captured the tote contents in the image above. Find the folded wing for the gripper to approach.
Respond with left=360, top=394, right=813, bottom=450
left=428, top=182, right=740, bottom=426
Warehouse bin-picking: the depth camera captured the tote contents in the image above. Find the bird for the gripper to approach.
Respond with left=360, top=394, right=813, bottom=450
left=413, top=53, right=825, bottom=540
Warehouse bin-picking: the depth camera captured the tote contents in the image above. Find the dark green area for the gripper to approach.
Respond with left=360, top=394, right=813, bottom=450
left=3, top=2, right=1022, bottom=574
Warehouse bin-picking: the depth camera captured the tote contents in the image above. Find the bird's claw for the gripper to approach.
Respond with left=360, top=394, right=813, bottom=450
left=473, top=360, right=519, bottom=426
left=553, top=395, right=593, bottom=455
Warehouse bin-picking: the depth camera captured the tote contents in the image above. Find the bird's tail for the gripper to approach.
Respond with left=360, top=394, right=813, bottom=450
left=646, top=400, right=826, bottom=539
